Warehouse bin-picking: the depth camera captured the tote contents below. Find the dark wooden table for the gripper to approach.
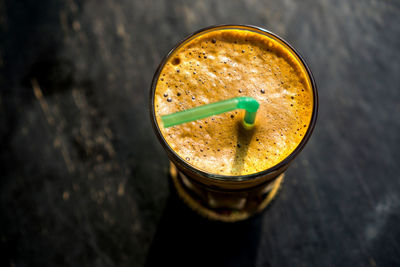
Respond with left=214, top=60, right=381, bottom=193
left=1, top=0, right=400, bottom=266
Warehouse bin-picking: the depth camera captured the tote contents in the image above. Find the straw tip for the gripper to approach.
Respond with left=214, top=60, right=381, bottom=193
left=242, top=120, right=255, bottom=130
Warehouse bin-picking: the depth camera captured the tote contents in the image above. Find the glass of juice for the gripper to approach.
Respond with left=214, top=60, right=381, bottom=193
left=150, top=25, right=318, bottom=222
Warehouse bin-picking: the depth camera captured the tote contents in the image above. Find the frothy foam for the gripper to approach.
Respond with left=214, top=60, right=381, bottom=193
left=154, top=29, right=313, bottom=176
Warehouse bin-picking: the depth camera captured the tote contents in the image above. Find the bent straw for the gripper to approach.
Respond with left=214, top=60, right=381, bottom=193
left=161, top=96, right=259, bottom=129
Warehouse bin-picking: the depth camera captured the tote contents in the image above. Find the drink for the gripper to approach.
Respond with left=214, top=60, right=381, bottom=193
left=150, top=25, right=317, bottom=221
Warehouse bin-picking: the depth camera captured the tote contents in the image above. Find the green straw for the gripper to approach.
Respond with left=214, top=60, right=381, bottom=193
left=161, top=96, right=259, bottom=129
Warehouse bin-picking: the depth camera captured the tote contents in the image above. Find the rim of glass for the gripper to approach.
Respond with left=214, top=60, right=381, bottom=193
left=149, top=24, right=318, bottom=182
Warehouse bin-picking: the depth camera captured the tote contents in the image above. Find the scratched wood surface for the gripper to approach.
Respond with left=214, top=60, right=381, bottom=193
left=1, top=0, right=400, bottom=266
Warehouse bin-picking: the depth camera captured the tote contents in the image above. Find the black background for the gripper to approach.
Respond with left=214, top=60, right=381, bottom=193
left=1, top=0, right=400, bottom=266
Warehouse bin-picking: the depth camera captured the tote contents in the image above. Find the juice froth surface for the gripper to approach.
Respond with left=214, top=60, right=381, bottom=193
left=154, top=29, right=313, bottom=176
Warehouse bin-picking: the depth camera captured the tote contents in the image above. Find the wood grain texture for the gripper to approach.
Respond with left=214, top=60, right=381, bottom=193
left=1, top=0, right=399, bottom=266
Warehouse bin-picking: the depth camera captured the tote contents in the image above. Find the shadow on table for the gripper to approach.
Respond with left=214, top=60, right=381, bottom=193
left=144, top=178, right=264, bottom=267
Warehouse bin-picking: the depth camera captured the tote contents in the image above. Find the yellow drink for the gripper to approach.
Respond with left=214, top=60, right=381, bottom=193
left=150, top=25, right=317, bottom=221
